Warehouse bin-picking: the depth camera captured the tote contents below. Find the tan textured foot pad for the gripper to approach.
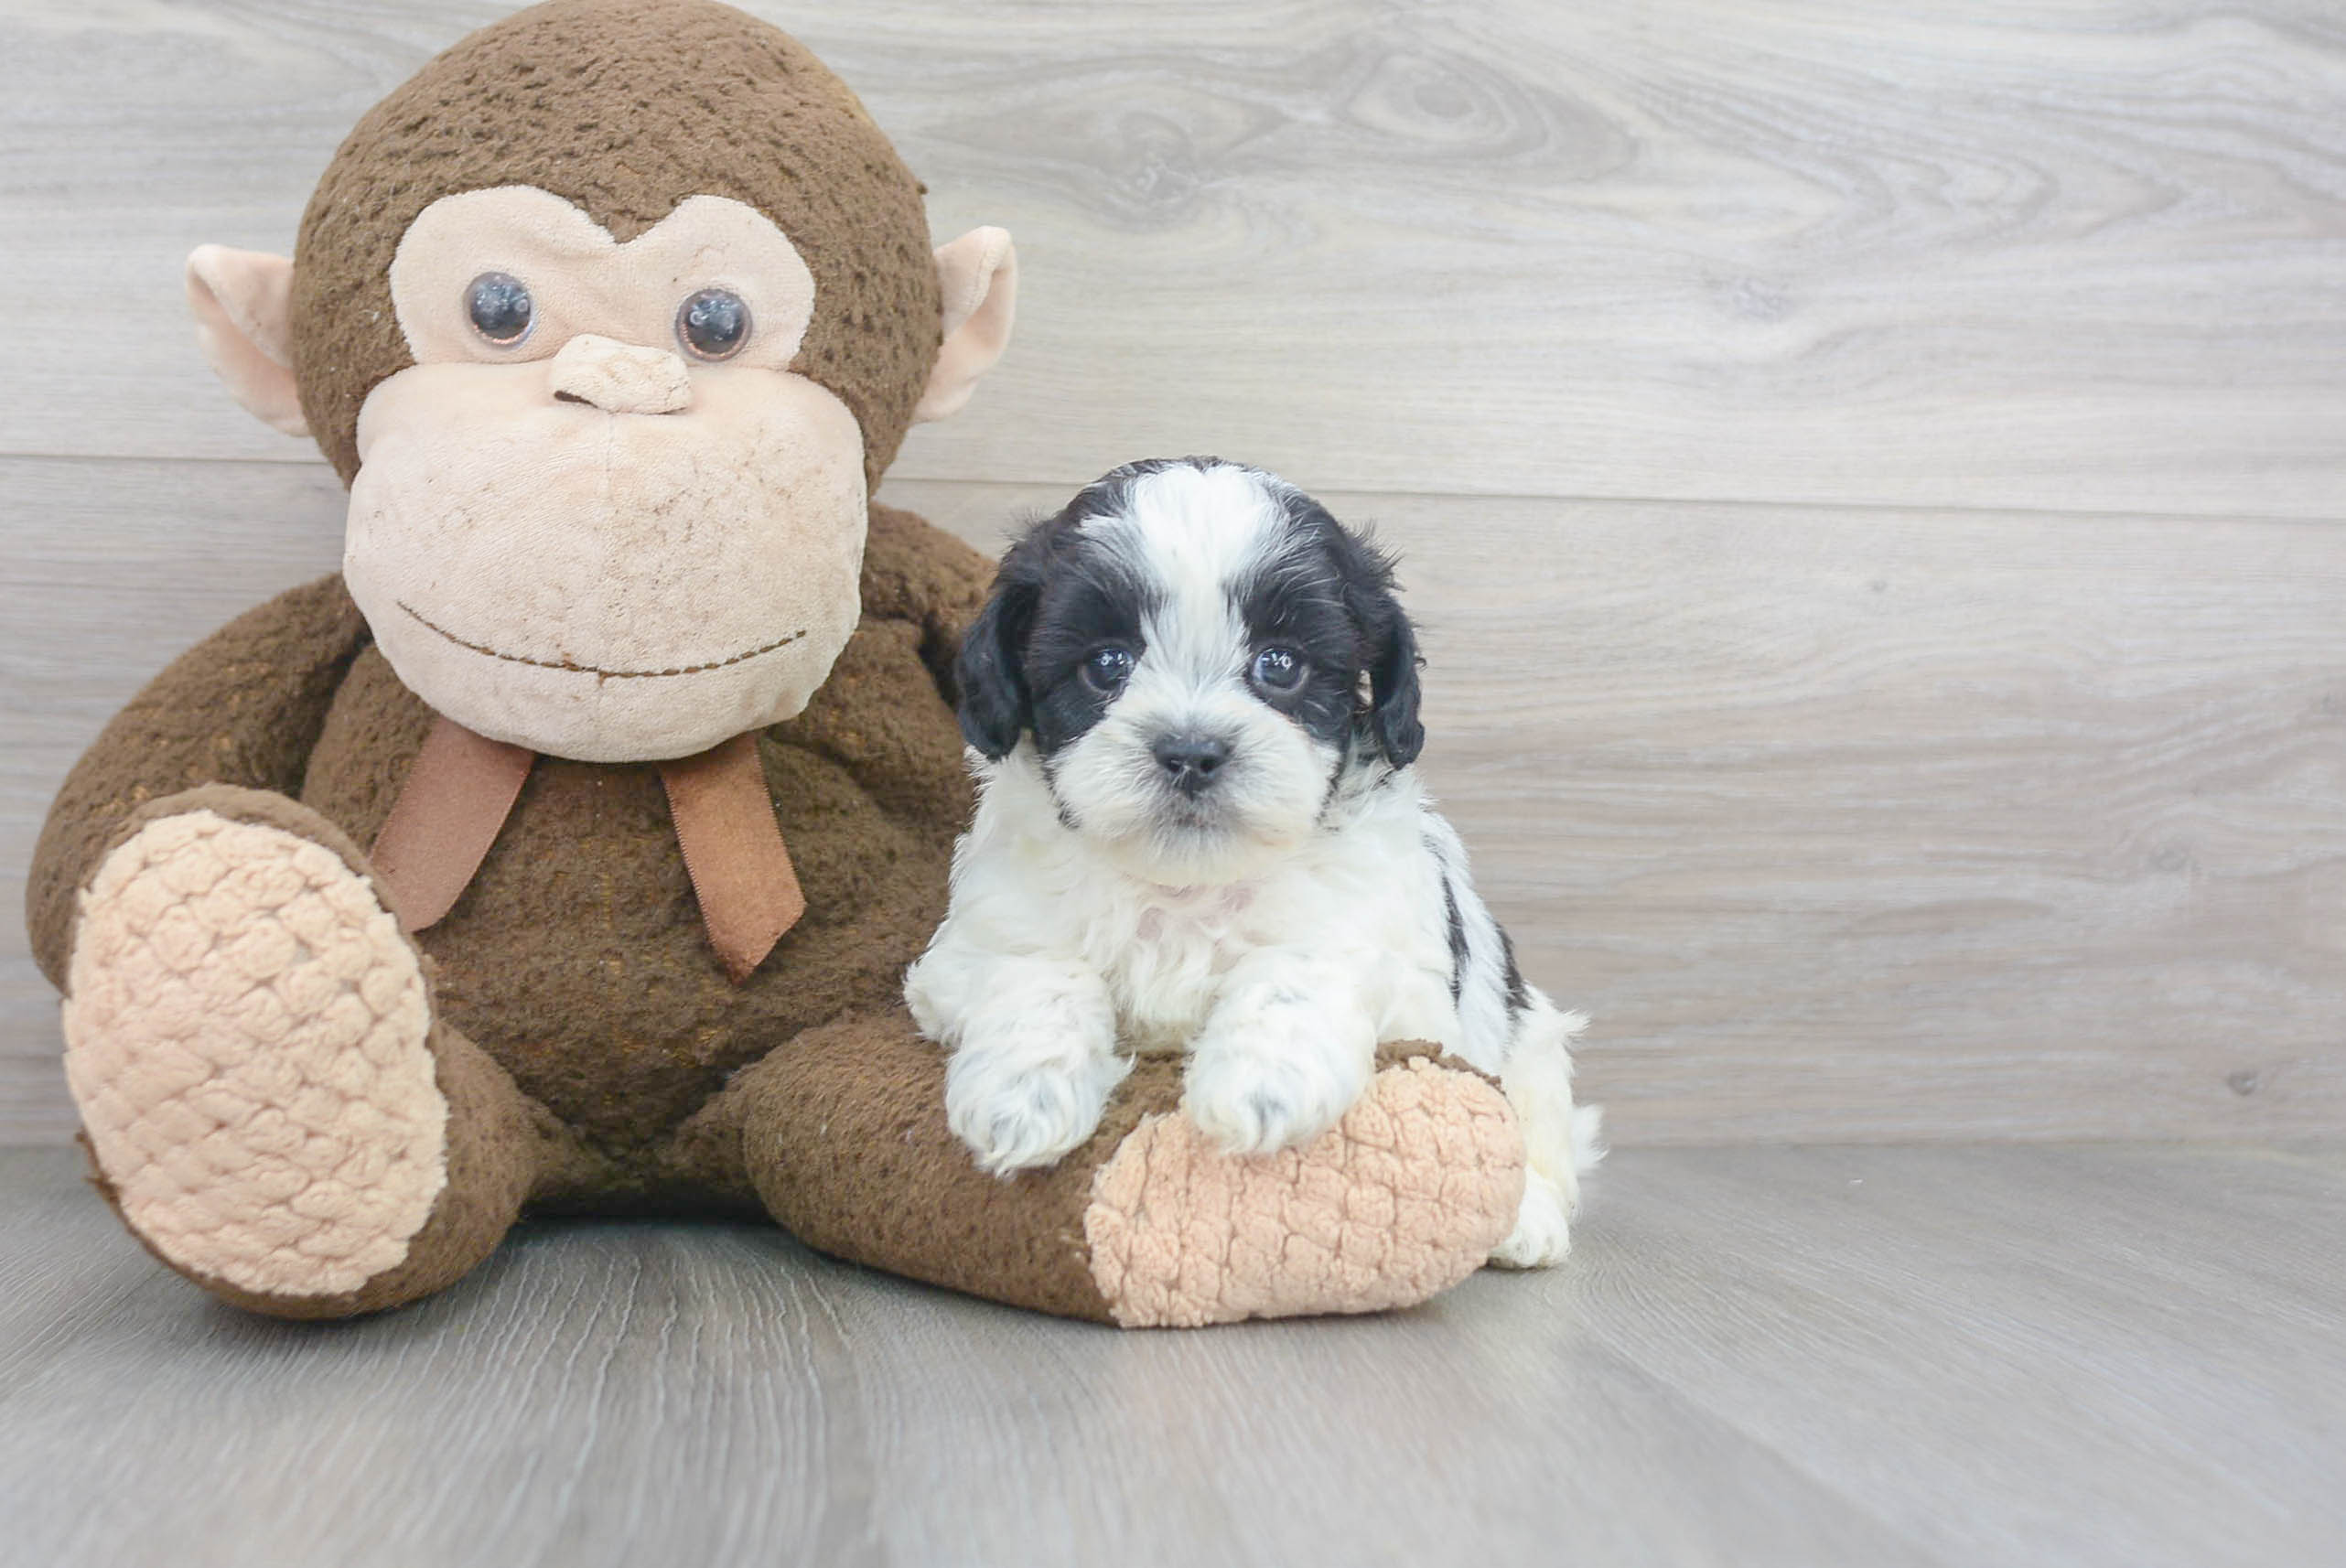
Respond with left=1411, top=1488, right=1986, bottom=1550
left=1082, top=1056, right=1525, bottom=1328
left=62, top=809, right=447, bottom=1298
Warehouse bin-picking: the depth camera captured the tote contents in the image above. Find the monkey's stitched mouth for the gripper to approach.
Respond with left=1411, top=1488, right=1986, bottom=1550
left=397, top=601, right=807, bottom=679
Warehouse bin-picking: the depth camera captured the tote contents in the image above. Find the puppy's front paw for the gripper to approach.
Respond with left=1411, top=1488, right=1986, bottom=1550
left=1181, top=1024, right=1372, bottom=1157
left=946, top=1041, right=1125, bottom=1176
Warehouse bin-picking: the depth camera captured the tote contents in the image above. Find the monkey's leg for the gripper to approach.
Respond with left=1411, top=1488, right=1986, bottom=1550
left=698, top=1010, right=1525, bottom=1327
left=61, top=787, right=544, bottom=1318
left=28, top=575, right=371, bottom=990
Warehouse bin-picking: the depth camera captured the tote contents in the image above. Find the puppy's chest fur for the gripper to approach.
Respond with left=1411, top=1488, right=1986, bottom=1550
left=967, top=760, right=1459, bottom=1055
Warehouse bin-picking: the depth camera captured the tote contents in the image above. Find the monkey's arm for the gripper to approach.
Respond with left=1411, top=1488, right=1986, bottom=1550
left=26, top=574, right=371, bottom=987
left=858, top=501, right=995, bottom=704
left=766, top=501, right=993, bottom=834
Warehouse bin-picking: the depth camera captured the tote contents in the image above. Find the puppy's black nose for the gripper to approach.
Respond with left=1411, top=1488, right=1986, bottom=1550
left=1151, top=734, right=1230, bottom=794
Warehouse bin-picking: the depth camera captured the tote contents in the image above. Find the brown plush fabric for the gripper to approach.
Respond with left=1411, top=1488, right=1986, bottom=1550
left=290, top=0, right=940, bottom=488
left=61, top=782, right=585, bottom=1317
left=35, top=0, right=1530, bottom=1326
left=1375, top=1036, right=1501, bottom=1086
left=858, top=501, right=995, bottom=694
left=25, top=576, right=371, bottom=988
left=36, top=500, right=1533, bottom=1320
left=81, top=1019, right=554, bottom=1321
left=290, top=509, right=989, bottom=1160
left=33, top=503, right=988, bottom=1173
left=715, top=1008, right=1146, bottom=1324
left=715, top=1032, right=1512, bottom=1326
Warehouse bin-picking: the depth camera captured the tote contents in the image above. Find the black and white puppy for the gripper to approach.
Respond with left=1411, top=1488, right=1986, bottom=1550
left=905, top=457, right=1598, bottom=1265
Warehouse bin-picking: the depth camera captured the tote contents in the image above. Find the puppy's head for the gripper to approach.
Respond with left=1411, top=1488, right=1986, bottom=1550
left=957, top=457, right=1423, bottom=884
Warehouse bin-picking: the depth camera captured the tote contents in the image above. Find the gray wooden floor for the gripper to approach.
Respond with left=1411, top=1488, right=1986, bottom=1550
left=5, top=0, right=2345, bottom=1146
left=4, top=1141, right=2341, bottom=1568
left=5, top=2, right=2346, bottom=1563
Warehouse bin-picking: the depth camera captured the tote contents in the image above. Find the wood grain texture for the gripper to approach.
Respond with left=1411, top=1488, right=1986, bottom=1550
left=7, top=6, right=2342, bottom=1559
left=2, top=1, right=2343, bottom=516
left=5, top=461, right=2342, bottom=1145
left=895, top=478, right=2346, bottom=1144
left=5, top=0, right=2344, bottom=1144
left=0, top=456, right=349, bottom=1144
left=3, top=1142, right=2340, bottom=1567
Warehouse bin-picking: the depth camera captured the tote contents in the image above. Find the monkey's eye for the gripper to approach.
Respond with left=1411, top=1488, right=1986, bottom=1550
left=464, top=272, right=533, bottom=347
left=677, top=288, right=752, bottom=361
left=1250, top=647, right=1305, bottom=693
left=1081, top=647, right=1135, bottom=694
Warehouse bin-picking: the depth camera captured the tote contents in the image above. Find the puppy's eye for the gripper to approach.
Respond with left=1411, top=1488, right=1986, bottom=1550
left=1250, top=647, right=1305, bottom=692
left=1081, top=647, right=1135, bottom=693
left=465, top=272, right=533, bottom=346
left=677, top=288, right=751, bottom=360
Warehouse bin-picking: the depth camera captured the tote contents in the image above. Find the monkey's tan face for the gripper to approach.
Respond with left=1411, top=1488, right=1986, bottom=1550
left=341, top=188, right=866, bottom=763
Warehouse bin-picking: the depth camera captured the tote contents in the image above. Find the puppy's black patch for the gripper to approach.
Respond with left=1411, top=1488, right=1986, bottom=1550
left=1440, top=860, right=1469, bottom=1004
left=1229, top=529, right=1362, bottom=755
left=954, top=463, right=1177, bottom=760
left=1272, top=489, right=1424, bottom=768
left=956, top=457, right=1429, bottom=778
left=1499, top=926, right=1530, bottom=1017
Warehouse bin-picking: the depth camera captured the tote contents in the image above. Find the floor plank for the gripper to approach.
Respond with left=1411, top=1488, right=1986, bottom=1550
left=0, top=456, right=348, bottom=1144
left=3, top=1, right=2343, bottom=517
left=3, top=1144, right=2339, bottom=1567
left=1567, top=1144, right=2346, bottom=1566
left=6, top=460, right=2345, bottom=1144
left=899, top=478, right=2346, bottom=1144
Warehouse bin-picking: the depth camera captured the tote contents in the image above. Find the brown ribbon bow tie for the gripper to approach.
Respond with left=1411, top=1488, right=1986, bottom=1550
left=368, top=715, right=804, bottom=983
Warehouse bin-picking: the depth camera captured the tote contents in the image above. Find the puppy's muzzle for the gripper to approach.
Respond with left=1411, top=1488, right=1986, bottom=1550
left=1150, top=732, right=1231, bottom=798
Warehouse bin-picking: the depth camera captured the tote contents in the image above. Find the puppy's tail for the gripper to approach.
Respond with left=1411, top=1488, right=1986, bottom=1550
left=1569, top=1102, right=1608, bottom=1176
left=1506, top=997, right=1605, bottom=1200
left=1551, top=1005, right=1606, bottom=1176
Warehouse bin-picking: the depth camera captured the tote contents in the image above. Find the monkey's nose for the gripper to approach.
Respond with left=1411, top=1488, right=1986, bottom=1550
left=546, top=334, right=694, bottom=414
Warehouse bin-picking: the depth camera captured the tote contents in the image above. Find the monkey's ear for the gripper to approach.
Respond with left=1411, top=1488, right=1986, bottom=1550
left=913, top=227, right=1017, bottom=424
left=186, top=245, right=308, bottom=438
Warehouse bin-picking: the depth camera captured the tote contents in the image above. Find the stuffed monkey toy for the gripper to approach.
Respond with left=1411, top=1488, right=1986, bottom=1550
left=27, top=0, right=1526, bottom=1328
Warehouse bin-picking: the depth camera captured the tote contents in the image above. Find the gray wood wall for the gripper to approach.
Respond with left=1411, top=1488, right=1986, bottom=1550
left=4, top=0, right=2341, bottom=1145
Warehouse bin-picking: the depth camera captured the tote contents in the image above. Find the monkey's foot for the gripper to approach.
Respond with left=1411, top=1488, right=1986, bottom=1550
left=726, top=1020, right=1525, bottom=1328
left=1082, top=1051, right=1524, bottom=1328
left=62, top=804, right=449, bottom=1300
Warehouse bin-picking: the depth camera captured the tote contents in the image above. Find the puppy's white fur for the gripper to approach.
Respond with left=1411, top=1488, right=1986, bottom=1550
left=907, top=461, right=1600, bottom=1266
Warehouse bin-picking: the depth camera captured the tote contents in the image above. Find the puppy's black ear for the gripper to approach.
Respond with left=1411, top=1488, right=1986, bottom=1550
left=1305, top=494, right=1426, bottom=768
left=1358, top=581, right=1425, bottom=767
left=954, top=580, right=1035, bottom=759
left=953, top=526, right=1052, bottom=759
